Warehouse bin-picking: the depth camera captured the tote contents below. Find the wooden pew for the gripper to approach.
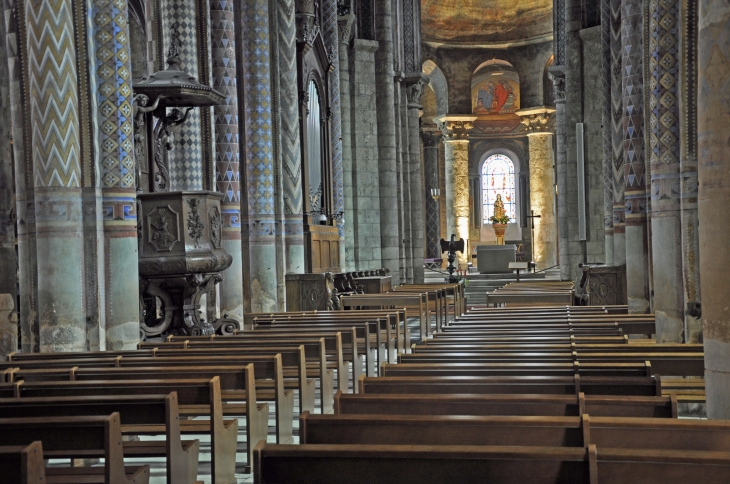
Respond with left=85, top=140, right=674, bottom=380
left=254, top=443, right=590, bottom=484
left=0, top=393, right=200, bottom=484
left=340, top=293, right=429, bottom=339
left=0, top=413, right=150, bottom=484
left=140, top=340, right=331, bottom=414
left=0, top=442, right=46, bottom=484
left=0, top=377, right=244, bottom=481
left=390, top=287, right=446, bottom=331
left=10, top=361, right=293, bottom=445
left=253, top=443, right=730, bottom=484
left=487, top=290, right=575, bottom=307
left=380, top=361, right=653, bottom=378
left=400, top=282, right=465, bottom=320
left=252, top=320, right=380, bottom=375
left=358, top=374, right=661, bottom=397
left=333, top=391, right=679, bottom=418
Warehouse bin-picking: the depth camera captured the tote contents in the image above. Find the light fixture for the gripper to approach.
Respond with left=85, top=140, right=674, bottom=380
left=430, top=188, right=441, bottom=201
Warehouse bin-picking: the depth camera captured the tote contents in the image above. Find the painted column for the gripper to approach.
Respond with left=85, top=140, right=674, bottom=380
left=322, top=0, right=345, bottom=272
left=698, top=0, right=730, bottom=419
left=93, top=0, right=140, bottom=349
left=602, top=0, right=615, bottom=265
left=405, top=74, right=428, bottom=283
left=236, top=0, right=279, bottom=312
left=436, top=115, right=476, bottom=266
left=276, top=0, right=304, bottom=275
left=422, top=130, right=441, bottom=259
left=517, top=108, right=557, bottom=270
left=648, top=0, right=684, bottom=341
left=211, top=0, right=243, bottom=323
left=26, top=0, right=85, bottom=351
left=4, top=0, right=38, bottom=353
left=350, top=38, right=382, bottom=270
left=622, top=0, right=651, bottom=313
left=338, top=13, right=356, bottom=270
left=611, top=0, right=626, bottom=265
left=374, top=0, right=399, bottom=284
left=679, top=0, right=702, bottom=343
left=160, top=0, right=205, bottom=191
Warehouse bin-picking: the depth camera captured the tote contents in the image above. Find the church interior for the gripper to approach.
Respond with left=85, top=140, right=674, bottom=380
left=0, top=0, right=729, bottom=482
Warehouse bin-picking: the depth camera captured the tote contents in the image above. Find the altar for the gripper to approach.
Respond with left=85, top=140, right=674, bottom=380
left=476, top=245, right=517, bottom=274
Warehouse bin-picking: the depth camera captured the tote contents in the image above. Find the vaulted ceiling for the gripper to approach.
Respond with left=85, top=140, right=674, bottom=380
left=421, top=0, right=553, bottom=44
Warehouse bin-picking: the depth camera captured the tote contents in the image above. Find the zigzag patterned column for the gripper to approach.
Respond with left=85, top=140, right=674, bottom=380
left=322, top=0, right=345, bottom=271
left=93, top=0, right=140, bottom=349
left=236, top=0, right=279, bottom=312
left=611, top=0, right=626, bottom=265
left=278, top=0, right=304, bottom=274
left=161, top=0, right=204, bottom=191
left=648, top=0, right=684, bottom=341
left=25, top=0, right=85, bottom=351
left=210, top=0, right=243, bottom=323
left=699, top=0, right=730, bottom=419
left=621, top=0, right=651, bottom=313
left=602, top=0, right=615, bottom=265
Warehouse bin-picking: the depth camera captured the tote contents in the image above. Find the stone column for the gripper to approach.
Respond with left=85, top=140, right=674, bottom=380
left=93, top=0, right=140, bottom=349
left=4, top=0, right=39, bottom=353
left=621, top=0, right=650, bottom=313
left=374, top=0, right=399, bottom=283
left=211, top=0, right=243, bottom=323
left=236, top=0, right=280, bottom=312
left=350, top=38, right=382, bottom=270
left=698, top=0, right=730, bottom=419
left=26, top=0, right=86, bottom=351
left=0, top=4, right=18, bottom=356
left=611, top=0, right=626, bottom=265
left=322, top=0, right=345, bottom=272
left=394, top=74, right=410, bottom=283
left=422, top=130, right=441, bottom=259
left=276, top=0, right=304, bottom=275
left=601, top=0, right=615, bottom=265
left=679, top=0, right=702, bottom=343
left=436, top=115, right=476, bottom=266
left=338, top=13, right=356, bottom=270
left=648, top=0, right=684, bottom=341
left=405, top=74, right=428, bottom=283
left=548, top=67, right=568, bottom=280
left=517, top=107, right=558, bottom=270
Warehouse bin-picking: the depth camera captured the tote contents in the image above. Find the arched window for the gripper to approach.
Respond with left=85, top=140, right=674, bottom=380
left=482, top=154, right=516, bottom=223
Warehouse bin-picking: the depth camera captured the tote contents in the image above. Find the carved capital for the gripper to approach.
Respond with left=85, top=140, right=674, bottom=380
left=516, top=106, right=556, bottom=134
left=421, top=129, right=441, bottom=147
left=547, top=66, right=566, bottom=104
left=296, top=13, right=320, bottom=45
left=337, top=13, right=355, bottom=45
left=404, top=72, right=429, bottom=107
left=434, top=115, right=478, bottom=141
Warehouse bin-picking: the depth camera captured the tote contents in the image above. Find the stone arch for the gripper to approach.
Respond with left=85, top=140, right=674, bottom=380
left=422, top=60, right=448, bottom=116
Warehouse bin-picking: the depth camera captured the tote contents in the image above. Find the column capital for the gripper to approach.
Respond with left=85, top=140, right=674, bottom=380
left=547, top=66, right=566, bottom=104
left=516, top=106, right=556, bottom=134
left=404, top=72, right=429, bottom=107
left=420, top=127, right=441, bottom=146
left=337, top=13, right=356, bottom=45
left=434, top=115, right=478, bottom=141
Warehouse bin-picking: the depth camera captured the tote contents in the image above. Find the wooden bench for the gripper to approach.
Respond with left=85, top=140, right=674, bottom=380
left=0, top=442, right=46, bottom=484
left=0, top=413, right=150, bottom=484
left=340, top=293, right=429, bottom=339
left=333, top=391, right=678, bottom=418
left=358, top=374, right=661, bottom=396
left=0, top=377, right=244, bottom=481
left=400, top=283, right=465, bottom=320
left=10, top=361, right=292, bottom=445
left=0, top=393, right=200, bottom=484
left=253, top=443, right=730, bottom=484
left=380, top=361, right=653, bottom=378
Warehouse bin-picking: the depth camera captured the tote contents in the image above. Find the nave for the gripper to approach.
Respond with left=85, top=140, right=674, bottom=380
left=2, top=282, right=726, bottom=483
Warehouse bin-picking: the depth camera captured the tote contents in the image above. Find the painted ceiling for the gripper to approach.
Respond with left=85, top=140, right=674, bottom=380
left=421, top=0, right=553, bottom=44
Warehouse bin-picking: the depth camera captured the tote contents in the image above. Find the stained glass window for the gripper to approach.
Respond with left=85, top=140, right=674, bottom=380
left=482, top=154, right=516, bottom=223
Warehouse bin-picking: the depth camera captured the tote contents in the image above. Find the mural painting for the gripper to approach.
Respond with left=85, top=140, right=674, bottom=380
left=473, top=78, right=520, bottom=114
